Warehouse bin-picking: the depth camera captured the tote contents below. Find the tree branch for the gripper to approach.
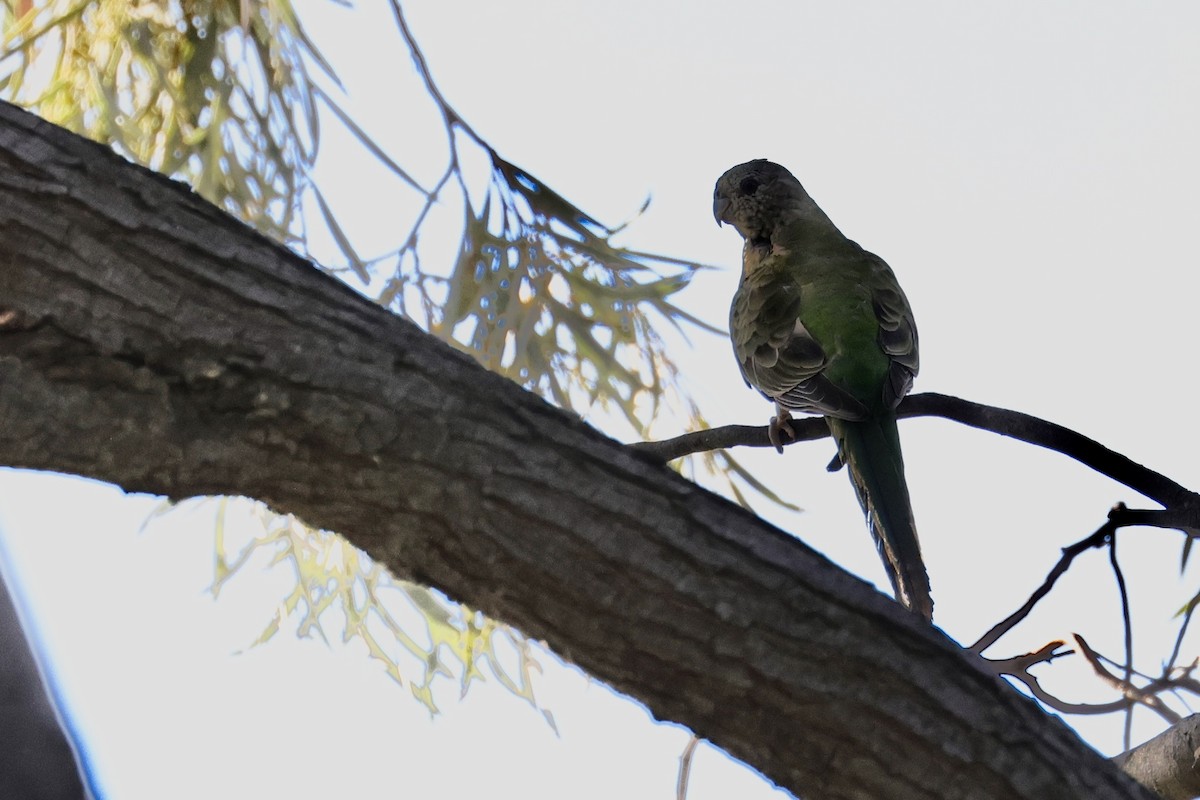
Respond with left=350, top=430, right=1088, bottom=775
left=972, top=518, right=1114, bottom=653
left=0, top=101, right=1156, bottom=800
left=971, top=503, right=1195, bottom=659
left=1073, top=635, right=1182, bottom=726
left=1113, top=715, right=1200, bottom=800
left=635, top=395, right=1200, bottom=520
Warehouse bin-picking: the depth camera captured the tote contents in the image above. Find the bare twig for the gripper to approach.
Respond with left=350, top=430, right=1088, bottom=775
left=971, top=500, right=1200, bottom=661
left=983, top=641, right=1128, bottom=716
left=1074, top=635, right=1183, bottom=725
left=984, top=640, right=1071, bottom=675
left=971, top=519, right=1116, bottom=654
left=1168, top=597, right=1199, bottom=670
left=676, top=735, right=700, bottom=800
left=629, top=419, right=831, bottom=463
left=988, top=641, right=1198, bottom=719
left=1108, top=533, right=1136, bottom=750
left=992, top=643, right=1133, bottom=716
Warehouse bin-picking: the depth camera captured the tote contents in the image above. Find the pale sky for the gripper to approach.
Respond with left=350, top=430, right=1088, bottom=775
left=3, top=2, right=1200, bottom=798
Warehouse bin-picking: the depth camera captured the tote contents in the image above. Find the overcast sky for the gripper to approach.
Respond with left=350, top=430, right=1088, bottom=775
left=3, top=2, right=1200, bottom=798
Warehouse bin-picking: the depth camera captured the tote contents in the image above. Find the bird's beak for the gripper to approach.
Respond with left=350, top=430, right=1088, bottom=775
left=713, top=195, right=731, bottom=227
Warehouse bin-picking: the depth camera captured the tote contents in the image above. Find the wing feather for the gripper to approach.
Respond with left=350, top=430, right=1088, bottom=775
left=868, top=256, right=918, bottom=408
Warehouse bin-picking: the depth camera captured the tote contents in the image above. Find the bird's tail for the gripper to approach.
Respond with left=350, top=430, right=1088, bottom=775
left=826, top=413, right=932, bottom=620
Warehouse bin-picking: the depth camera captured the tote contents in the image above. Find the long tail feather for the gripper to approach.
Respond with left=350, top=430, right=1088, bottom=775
left=826, top=414, right=932, bottom=620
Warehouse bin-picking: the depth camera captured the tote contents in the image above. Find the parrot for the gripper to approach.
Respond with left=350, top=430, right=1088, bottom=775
left=713, top=159, right=932, bottom=620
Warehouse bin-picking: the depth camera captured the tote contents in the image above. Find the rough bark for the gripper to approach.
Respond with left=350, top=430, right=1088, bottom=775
left=0, top=101, right=1157, bottom=800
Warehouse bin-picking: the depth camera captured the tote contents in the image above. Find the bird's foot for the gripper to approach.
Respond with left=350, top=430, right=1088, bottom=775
left=768, top=406, right=795, bottom=454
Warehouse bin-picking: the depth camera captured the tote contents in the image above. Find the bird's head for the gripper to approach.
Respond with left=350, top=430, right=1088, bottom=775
left=713, top=159, right=812, bottom=247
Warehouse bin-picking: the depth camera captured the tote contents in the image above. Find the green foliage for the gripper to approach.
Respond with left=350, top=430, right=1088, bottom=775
left=366, top=2, right=718, bottom=440
left=2, top=0, right=308, bottom=239
left=208, top=498, right=551, bottom=719
left=431, top=155, right=715, bottom=432
left=0, top=0, right=419, bottom=246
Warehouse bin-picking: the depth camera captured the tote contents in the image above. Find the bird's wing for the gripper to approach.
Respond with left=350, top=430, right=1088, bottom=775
left=731, top=264, right=869, bottom=420
left=867, top=255, right=919, bottom=408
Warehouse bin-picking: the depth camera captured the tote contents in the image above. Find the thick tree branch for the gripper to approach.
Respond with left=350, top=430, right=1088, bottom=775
left=1113, top=715, right=1200, bottom=800
left=0, top=101, right=1157, bottom=800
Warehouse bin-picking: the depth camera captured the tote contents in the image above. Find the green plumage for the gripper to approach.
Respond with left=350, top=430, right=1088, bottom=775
left=826, top=415, right=930, bottom=619
left=714, top=159, right=932, bottom=620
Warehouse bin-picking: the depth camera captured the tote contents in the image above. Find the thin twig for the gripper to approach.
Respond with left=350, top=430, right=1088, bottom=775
left=1073, top=635, right=1183, bottom=724
left=676, top=735, right=700, bottom=800
left=1167, top=597, right=1199, bottom=670
left=984, top=640, right=1071, bottom=674
left=971, top=519, right=1115, bottom=654
left=1010, top=672, right=1161, bottom=716
left=1108, top=531, right=1136, bottom=750
left=988, top=641, right=1198, bottom=718
left=388, top=0, right=474, bottom=140
left=629, top=419, right=831, bottom=462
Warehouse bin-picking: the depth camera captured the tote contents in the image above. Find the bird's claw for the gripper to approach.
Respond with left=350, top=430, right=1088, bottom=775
left=768, top=408, right=795, bottom=454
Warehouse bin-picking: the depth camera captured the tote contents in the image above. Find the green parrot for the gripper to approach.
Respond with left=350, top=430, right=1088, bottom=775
left=713, top=159, right=932, bottom=620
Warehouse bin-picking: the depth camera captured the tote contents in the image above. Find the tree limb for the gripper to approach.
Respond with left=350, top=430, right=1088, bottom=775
left=1113, top=715, right=1200, bottom=800
left=0, top=101, right=1157, bottom=800
left=634, top=395, right=1200, bottom=520
left=1074, top=635, right=1182, bottom=726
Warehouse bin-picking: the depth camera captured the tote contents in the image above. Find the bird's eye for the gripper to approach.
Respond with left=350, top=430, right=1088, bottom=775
left=739, top=177, right=761, bottom=195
